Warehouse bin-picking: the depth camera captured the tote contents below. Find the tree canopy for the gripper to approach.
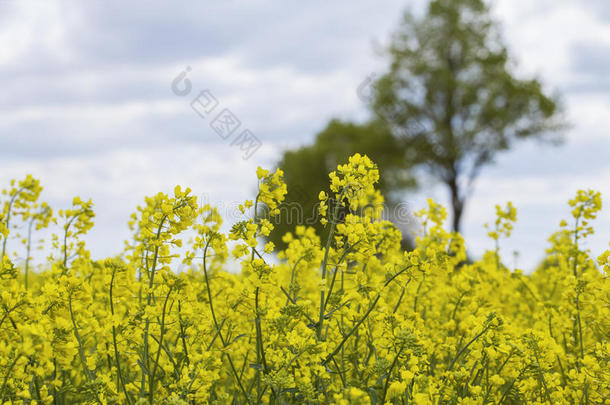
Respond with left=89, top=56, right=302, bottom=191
left=372, top=0, right=563, bottom=231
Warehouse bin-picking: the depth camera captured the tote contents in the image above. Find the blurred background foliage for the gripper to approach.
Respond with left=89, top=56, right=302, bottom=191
left=269, top=119, right=415, bottom=249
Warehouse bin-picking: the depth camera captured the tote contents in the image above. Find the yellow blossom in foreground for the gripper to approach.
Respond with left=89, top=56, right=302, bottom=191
left=0, top=156, right=607, bottom=404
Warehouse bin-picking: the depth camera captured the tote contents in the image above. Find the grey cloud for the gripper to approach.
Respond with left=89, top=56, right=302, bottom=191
left=24, top=1, right=406, bottom=73
left=565, top=42, right=610, bottom=94
left=582, top=1, right=610, bottom=23
left=0, top=0, right=408, bottom=162
left=485, top=136, right=610, bottom=179
left=571, top=43, right=610, bottom=75
left=0, top=103, right=320, bottom=160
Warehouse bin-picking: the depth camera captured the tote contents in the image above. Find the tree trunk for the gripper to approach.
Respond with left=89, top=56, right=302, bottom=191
left=447, top=176, right=464, bottom=234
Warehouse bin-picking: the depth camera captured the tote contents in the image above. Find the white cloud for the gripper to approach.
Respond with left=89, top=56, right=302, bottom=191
left=496, top=0, right=610, bottom=83
left=0, top=0, right=76, bottom=66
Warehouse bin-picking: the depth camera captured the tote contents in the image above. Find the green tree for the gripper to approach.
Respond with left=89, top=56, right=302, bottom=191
left=269, top=119, right=415, bottom=249
left=371, top=0, right=563, bottom=232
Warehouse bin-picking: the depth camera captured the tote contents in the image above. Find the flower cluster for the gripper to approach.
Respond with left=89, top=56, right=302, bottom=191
left=319, top=153, right=382, bottom=226
left=0, top=157, right=608, bottom=404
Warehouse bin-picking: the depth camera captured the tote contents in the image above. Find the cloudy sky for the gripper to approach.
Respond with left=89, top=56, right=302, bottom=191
left=1, top=0, right=609, bottom=270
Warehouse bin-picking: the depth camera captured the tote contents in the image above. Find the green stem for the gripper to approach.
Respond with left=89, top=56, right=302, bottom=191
left=109, top=268, right=132, bottom=405
left=0, top=353, right=21, bottom=402
left=251, top=194, right=264, bottom=402
left=141, top=214, right=167, bottom=396
left=202, top=238, right=253, bottom=405
left=68, top=293, right=102, bottom=404
left=177, top=301, right=190, bottom=368
left=447, top=325, right=490, bottom=372
left=322, top=266, right=412, bottom=366
left=321, top=240, right=361, bottom=322
left=380, top=347, right=404, bottom=404
left=572, top=211, right=585, bottom=361
left=62, top=209, right=86, bottom=271
left=149, top=285, right=173, bottom=404
left=1, top=186, right=26, bottom=264
left=318, top=191, right=346, bottom=340
left=533, top=350, right=552, bottom=404
left=24, top=217, right=34, bottom=290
